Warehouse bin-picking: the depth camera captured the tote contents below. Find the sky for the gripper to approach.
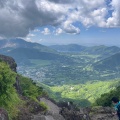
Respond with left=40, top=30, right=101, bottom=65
left=0, top=0, right=120, bottom=46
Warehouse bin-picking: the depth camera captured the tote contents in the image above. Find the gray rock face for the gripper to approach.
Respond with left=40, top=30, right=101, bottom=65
left=0, top=54, right=17, bottom=72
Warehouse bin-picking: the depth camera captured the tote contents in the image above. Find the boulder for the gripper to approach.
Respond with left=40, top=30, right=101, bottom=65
left=0, top=54, right=17, bottom=72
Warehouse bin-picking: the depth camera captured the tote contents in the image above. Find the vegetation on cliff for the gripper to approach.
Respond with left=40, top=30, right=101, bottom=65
left=0, top=61, right=20, bottom=119
left=0, top=59, right=47, bottom=120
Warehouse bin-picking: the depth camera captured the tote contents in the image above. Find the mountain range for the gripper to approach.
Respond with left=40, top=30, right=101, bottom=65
left=0, top=38, right=55, bottom=52
left=50, top=44, right=120, bottom=59
left=0, top=39, right=120, bottom=84
left=1, top=38, right=120, bottom=58
left=0, top=39, right=73, bottom=65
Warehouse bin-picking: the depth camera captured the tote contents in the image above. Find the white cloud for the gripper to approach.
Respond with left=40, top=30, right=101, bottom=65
left=0, top=0, right=119, bottom=38
left=106, top=0, right=120, bottom=27
left=62, top=21, right=80, bottom=34
left=41, top=28, right=51, bottom=35
left=55, top=28, right=63, bottom=35
left=27, top=33, right=35, bottom=37
left=24, top=37, right=32, bottom=42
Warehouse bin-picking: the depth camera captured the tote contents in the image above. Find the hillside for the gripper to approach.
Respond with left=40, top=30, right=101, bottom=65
left=0, top=38, right=56, bottom=53
left=49, top=44, right=86, bottom=52
left=38, top=80, right=120, bottom=107
left=0, top=39, right=75, bottom=66
left=94, top=52, right=120, bottom=71
left=50, top=44, right=120, bottom=59
left=2, top=47, right=74, bottom=65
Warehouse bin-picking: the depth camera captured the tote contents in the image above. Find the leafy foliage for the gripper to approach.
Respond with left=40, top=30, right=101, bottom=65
left=0, top=61, right=21, bottom=119
left=0, top=61, right=48, bottom=119
left=39, top=101, right=48, bottom=111
left=94, top=84, right=120, bottom=107
left=18, top=75, right=45, bottom=100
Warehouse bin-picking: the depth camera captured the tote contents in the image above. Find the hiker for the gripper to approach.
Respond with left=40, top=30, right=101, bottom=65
left=111, top=97, right=120, bottom=120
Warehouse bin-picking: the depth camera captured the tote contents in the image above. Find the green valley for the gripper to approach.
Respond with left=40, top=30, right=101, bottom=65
left=1, top=39, right=120, bottom=108
left=38, top=79, right=120, bottom=107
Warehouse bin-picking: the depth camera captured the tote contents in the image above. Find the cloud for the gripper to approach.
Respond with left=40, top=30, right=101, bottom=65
left=27, top=33, right=36, bottom=37
left=47, top=0, right=74, bottom=4
left=0, top=36, right=5, bottom=40
left=62, top=21, right=80, bottom=34
left=106, top=0, right=120, bottom=27
left=41, top=28, right=51, bottom=35
left=0, top=0, right=66, bottom=38
left=0, top=0, right=119, bottom=38
left=55, top=28, right=63, bottom=35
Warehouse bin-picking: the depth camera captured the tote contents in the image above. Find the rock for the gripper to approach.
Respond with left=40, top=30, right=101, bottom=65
left=40, top=98, right=60, bottom=114
left=60, top=106, right=119, bottom=120
left=32, top=114, right=64, bottom=120
left=90, top=106, right=118, bottom=120
left=0, top=108, right=9, bottom=120
left=0, top=54, right=17, bottom=72
left=32, top=98, right=65, bottom=120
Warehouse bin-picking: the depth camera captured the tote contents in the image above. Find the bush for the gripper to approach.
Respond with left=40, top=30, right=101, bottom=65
left=39, top=102, right=48, bottom=111
left=94, top=85, right=120, bottom=107
left=0, top=62, right=21, bottom=119
left=18, top=75, right=44, bottom=100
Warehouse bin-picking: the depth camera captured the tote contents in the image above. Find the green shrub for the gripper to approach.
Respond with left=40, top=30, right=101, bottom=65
left=39, top=102, right=48, bottom=111
left=0, top=62, right=21, bottom=119
left=18, top=75, right=44, bottom=100
left=94, top=85, right=120, bottom=107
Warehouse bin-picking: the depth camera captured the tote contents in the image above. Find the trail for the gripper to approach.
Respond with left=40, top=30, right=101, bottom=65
left=32, top=97, right=65, bottom=120
left=40, top=98, right=60, bottom=114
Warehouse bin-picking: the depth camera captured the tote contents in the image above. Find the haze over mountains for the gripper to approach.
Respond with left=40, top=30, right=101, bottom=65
left=0, top=39, right=120, bottom=85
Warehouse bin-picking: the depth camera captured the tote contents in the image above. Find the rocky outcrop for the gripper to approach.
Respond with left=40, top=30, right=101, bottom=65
left=0, top=54, right=17, bottom=72
left=90, top=106, right=118, bottom=120
left=32, top=97, right=65, bottom=120
left=0, top=54, right=23, bottom=95
left=60, top=106, right=118, bottom=120
left=31, top=98, right=119, bottom=120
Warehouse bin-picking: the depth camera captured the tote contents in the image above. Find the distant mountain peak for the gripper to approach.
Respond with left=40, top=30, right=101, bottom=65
left=0, top=38, right=56, bottom=53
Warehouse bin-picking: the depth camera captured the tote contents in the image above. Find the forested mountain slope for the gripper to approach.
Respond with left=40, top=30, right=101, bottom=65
left=93, top=52, right=120, bottom=71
